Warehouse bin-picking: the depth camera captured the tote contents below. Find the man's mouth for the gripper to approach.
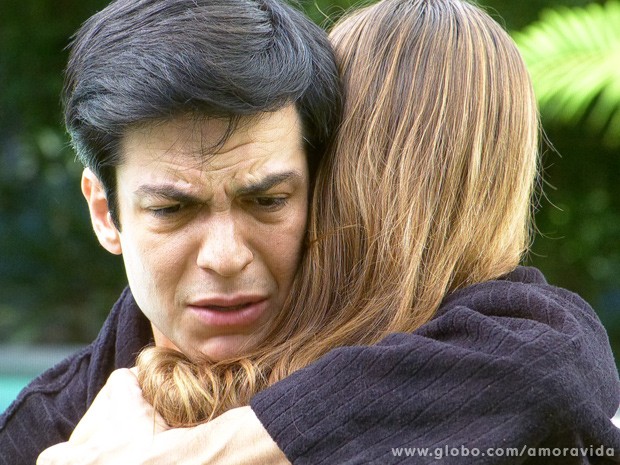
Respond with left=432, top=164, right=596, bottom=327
left=187, top=296, right=269, bottom=327
left=206, top=303, right=253, bottom=312
left=189, top=295, right=267, bottom=309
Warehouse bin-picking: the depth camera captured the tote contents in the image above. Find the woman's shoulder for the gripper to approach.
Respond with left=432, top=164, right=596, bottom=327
left=437, top=265, right=600, bottom=335
left=411, top=265, right=619, bottom=416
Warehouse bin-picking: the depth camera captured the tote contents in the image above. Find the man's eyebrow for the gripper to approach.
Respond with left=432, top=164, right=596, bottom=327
left=133, top=171, right=303, bottom=201
left=133, top=185, right=201, bottom=204
left=235, top=170, right=303, bottom=196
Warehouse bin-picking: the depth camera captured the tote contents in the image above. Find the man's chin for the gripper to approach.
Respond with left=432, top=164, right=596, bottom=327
left=177, top=335, right=260, bottom=363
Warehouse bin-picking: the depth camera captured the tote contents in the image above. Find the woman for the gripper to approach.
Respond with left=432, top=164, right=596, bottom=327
left=40, top=0, right=620, bottom=463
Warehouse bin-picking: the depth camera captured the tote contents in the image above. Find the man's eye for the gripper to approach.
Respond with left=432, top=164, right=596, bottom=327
left=249, top=196, right=288, bottom=211
left=149, top=204, right=183, bottom=217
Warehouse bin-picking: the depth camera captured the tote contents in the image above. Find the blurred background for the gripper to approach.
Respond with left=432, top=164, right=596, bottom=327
left=1, top=0, right=619, bottom=410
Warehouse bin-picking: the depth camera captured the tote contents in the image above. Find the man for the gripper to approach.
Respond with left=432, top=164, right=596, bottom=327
left=0, top=0, right=340, bottom=463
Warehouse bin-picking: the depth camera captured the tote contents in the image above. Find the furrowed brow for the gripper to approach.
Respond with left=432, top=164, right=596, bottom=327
left=134, top=185, right=200, bottom=204
left=236, top=171, right=303, bottom=196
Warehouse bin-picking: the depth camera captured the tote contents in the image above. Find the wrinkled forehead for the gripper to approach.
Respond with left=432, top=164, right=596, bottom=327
left=119, top=106, right=305, bottom=165
left=114, top=106, right=309, bottom=194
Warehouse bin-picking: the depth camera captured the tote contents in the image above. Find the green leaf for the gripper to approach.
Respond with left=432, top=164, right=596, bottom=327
left=513, top=1, right=620, bottom=146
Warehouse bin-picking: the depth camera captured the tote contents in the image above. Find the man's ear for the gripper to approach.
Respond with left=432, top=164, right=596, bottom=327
left=81, top=168, right=122, bottom=255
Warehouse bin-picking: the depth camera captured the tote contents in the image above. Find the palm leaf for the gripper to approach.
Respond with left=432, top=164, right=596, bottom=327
left=513, top=1, right=620, bottom=146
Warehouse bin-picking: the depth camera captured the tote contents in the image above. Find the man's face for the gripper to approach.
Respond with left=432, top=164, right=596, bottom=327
left=83, top=106, right=308, bottom=361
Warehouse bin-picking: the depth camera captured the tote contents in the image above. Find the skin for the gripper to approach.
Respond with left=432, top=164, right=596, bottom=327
left=37, top=369, right=291, bottom=465
left=82, top=105, right=309, bottom=361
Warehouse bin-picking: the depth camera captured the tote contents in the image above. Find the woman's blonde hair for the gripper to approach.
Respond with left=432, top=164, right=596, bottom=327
left=137, top=0, right=540, bottom=427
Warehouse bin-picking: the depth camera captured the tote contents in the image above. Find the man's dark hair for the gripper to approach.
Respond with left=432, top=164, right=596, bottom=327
left=63, top=0, right=341, bottom=228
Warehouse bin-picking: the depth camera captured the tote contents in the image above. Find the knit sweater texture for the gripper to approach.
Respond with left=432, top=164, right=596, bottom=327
left=251, top=266, right=620, bottom=463
left=1, top=267, right=619, bottom=464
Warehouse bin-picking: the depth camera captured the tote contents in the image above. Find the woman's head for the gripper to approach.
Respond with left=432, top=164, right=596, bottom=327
left=324, top=0, right=538, bottom=304
left=258, top=0, right=540, bottom=375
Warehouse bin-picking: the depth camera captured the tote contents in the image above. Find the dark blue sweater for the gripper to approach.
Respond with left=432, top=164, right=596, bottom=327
left=2, top=267, right=619, bottom=464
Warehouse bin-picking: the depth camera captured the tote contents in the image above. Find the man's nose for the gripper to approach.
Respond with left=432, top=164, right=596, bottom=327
left=196, top=213, right=253, bottom=277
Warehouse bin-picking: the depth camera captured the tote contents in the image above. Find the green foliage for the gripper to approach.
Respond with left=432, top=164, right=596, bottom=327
left=514, top=1, right=620, bottom=146
left=526, top=124, right=620, bottom=350
left=0, top=126, right=127, bottom=343
left=512, top=2, right=620, bottom=361
left=0, top=0, right=125, bottom=343
left=300, top=0, right=359, bottom=26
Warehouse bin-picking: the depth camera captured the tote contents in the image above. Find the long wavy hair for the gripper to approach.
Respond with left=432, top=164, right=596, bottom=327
left=136, top=0, right=540, bottom=427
